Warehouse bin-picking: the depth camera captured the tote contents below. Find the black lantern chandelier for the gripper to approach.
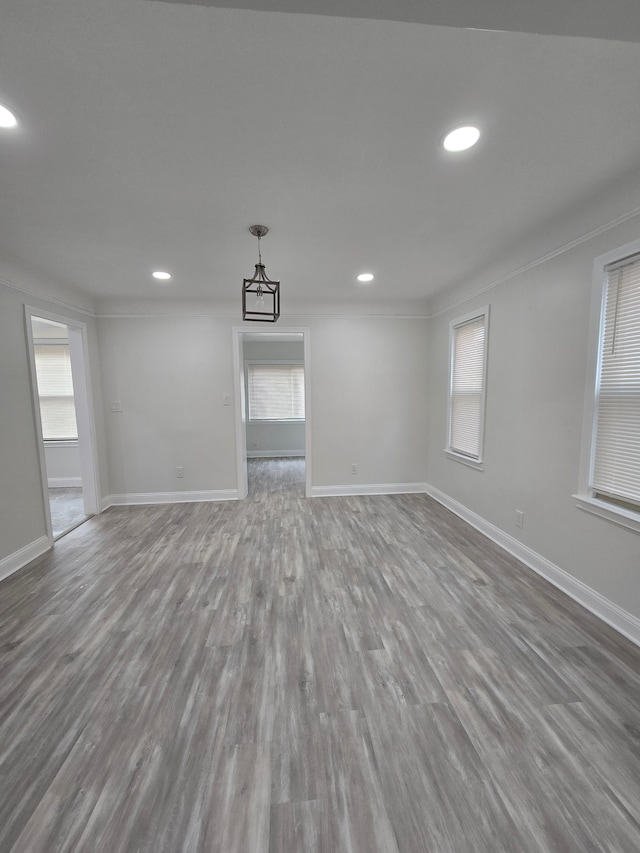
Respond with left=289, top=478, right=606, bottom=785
left=242, top=225, right=280, bottom=322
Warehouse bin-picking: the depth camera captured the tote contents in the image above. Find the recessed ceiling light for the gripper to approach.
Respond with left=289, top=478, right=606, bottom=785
left=152, top=271, right=171, bottom=280
left=442, top=126, right=480, bottom=152
left=0, top=104, right=18, bottom=129
left=357, top=273, right=374, bottom=282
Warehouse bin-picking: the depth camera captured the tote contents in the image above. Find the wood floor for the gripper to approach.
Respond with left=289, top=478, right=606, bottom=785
left=1, top=457, right=640, bottom=852
left=48, top=487, right=87, bottom=539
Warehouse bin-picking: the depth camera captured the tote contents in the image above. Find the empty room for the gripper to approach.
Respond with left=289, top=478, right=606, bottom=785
left=1, top=1, right=640, bottom=851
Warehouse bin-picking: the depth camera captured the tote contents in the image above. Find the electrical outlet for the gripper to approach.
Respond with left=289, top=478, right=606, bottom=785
left=176, top=466, right=184, bottom=478
left=223, top=393, right=231, bottom=406
left=515, top=509, right=524, bottom=529
left=351, top=463, right=358, bottom=475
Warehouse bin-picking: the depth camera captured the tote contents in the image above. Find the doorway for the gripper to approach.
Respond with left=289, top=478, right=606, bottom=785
left=232, top=327, right=311, bottom=499
left=26, top=308, right=100, bottom=540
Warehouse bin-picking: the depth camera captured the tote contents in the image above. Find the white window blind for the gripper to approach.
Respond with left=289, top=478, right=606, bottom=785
left=591, top=256, right=640, bottom=507
left=449, top=313, right=487, bottom=460
left=247, top=363, right=305, bottom=421
left=34, top=344, right=78, bottom=440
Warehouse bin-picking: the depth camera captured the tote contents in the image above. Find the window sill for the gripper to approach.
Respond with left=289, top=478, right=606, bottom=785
left=44, top=439, right=79, bottom=448
left=573, top=494, right=640, bottom=534
left=444, top=449, right=484, bottom=471
left=249, top=419, right=305, bottom=425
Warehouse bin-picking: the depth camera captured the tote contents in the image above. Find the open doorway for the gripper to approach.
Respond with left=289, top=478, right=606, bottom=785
left=26, top=309, right=100, bottom=540
left=232, top=328, right=311, bottom=499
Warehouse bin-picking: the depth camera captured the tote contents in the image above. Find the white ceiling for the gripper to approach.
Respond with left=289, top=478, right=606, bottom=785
left=1, top=0, right=640, bottom=311
left=159, top=0, right=640, bottom=43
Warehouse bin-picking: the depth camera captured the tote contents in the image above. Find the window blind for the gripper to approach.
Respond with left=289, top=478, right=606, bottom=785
left=450, top=315, right=486, bottom=459
left=247, top=364, right=305, bottom=421
left=34, top=344, right=78, bottom=440
left=591, top=256, right=640, bottom=507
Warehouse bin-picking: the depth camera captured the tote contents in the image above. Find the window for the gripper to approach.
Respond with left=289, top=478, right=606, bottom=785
left=578, top=252, right=640, bottom=527
left=33, top=344, right=78, bottom=440
left=247, top=363, right=305, bottom=421
left=446, top=308, right=489, bottom=469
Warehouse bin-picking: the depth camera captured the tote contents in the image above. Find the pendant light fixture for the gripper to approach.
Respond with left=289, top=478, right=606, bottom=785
left=242, top=225, right=280, bottom=322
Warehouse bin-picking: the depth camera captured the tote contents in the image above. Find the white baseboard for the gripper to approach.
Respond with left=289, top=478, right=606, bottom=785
left=247, top=451, right=305, bottom=458
left=106, top=489, right=239, bottom=507
left=425, top=484, right=640, bottom=648
left=312, top=482, right=429, bottom=498
left=0, top=536, right=51, bottom=584
left=48, top=477, right=82, bottom=488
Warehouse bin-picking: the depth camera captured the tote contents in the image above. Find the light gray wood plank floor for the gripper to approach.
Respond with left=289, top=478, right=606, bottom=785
left=48, top=487, right=87, bottom=539
left=1, top=457, right=639, bottom=852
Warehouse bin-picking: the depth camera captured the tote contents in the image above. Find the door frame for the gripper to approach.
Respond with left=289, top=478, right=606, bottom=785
left=232, top=326, right=312, bottom=498
left=25, top=306, right=102, bottom=539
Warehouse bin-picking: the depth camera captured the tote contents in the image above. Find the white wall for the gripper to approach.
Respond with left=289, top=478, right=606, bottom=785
left=96, top=313, right=430, bottom=499
left=243, top=341, right=304, bottom=361
left=97, top=317, right=238, bottom=498
left=244, top=339, right=305, bottom=457
left=44, top=443, right=82, bottom=485
left=426, top=215, right=640, bottom=623
left=311, top=317, right=429, bottom=488
left=246, top=421, right=305, bottom=457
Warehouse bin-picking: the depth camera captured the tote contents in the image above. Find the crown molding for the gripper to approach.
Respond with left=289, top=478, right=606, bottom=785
left=0, top=276, right=95, bottom=318
left=426, top=204, right=640, bottom=319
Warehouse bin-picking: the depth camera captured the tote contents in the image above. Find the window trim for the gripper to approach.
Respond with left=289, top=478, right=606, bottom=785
left=245, top=359, right=306, bottom=424
left=445, top=306, right=489, bottom=470
left=575, top=238, right=640, bottom=533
